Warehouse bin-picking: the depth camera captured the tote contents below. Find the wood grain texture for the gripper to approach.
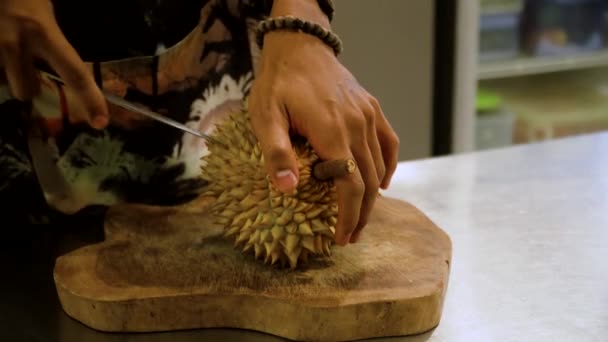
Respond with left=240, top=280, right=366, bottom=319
left=53, top=195, right=452, bottom=341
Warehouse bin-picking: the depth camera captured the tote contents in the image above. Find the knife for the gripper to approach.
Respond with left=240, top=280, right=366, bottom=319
left=42, top=72, right=223, bottom=145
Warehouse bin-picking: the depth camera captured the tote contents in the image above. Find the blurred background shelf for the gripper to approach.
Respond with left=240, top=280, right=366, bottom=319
left=465, top=0, right=608, bottom=152
left=477, top=67, right=608, bottom=149
left=435, top=0, right=608, bottom=156
left=478, top=49, right=608, bottom=80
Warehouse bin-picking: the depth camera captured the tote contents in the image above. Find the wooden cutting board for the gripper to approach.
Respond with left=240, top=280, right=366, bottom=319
left=53, top=195, right=452, bottom=341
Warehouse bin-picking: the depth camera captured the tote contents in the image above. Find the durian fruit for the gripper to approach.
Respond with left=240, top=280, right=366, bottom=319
left=200, top=102, right=338, bottom=269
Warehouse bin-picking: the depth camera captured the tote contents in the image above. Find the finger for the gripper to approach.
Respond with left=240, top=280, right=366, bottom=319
left=36, top=24, right=108, bottom=129
left=250, top=101, right=299, bottom=193
left=304, top=116, right=361, bottom=245
left=1, top=35, right=38, bottom=100
left=309, top=121, right=364, bottom=245
left=349, top=137, right=379, bottom=243
left=371, top=99, right=399, bottom=189
left=363, top=102, right=385, bottom=183
left=332, top=162, right=365, bottom=245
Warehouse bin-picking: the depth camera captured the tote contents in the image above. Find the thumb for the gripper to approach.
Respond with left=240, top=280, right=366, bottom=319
left=251, top=109, right=299, bottom=193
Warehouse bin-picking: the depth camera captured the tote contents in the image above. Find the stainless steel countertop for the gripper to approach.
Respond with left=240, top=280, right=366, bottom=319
left=3, top=133, right=607, bottom=342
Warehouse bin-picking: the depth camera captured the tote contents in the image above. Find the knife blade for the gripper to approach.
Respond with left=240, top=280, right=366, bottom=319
left=20, top=102, right=74, bottom=211
left=102, top=92, right=220, bottom=142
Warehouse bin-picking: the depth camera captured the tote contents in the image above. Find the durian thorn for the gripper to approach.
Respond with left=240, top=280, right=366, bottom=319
left=307, top=192, right=326, bottom=203
left=233, top=206, right=257, bottom=227
left=282, top=197, right=293, bottom=208
left=310, top=218, right=326, bottom=232
left=252, top=212, right=264, bottom=226
left=254, top=243, right=263, bottom=259
left=323, top=239, right=331, bottom=255
left=242, top=242, right=253, bottom=253
left=287, top=246, right=302, bottom=269
left=298, top=222, right=314, bottom=236
left=293, top=212, right=306, bottom=223
left=299, top=184, right=312, bottom=193
left=263, top=242, right=273, bottom=257
left=270, top=225, right=285, bottom=240
left=285, top=223, right=298, bottom=234
left=264, top=251, right=272, bottom=264
left=306, top=206, right=325, bottom=219
left=241, top=218, right=254, bottom=232
left=216, top=217, right=230, bottom=225
left=314, top=235, right=323, bottom=254
left=318, top=228, right=335, bottom=238
left=225, top=225, right=240, bottom=237
left=301, top=235, right=316, bottom=253
left=239, top=195, right=261, bottom=210
left=285, top=233, right=300, bottom=253
left=229, top=187, right=249, bottom=199
left=299, top=192, right=311, bottom=200
left=260, top=229, right=270, bottom=243
left=329, top=225, right=336, bottom=235
left=330, top=204, right=339, bottom=213
left=270, top=251, right=280, bottom=265
left=260, top=213, right=273, bottom=226
left=275, top=209, right=293, bottom=226
left=235, top=231, right=251, bottom=245
left=249, top=230, right=261, bottom=245
left=328, top=216, right=337, bottom=226
left=294, top=202, right=311, bottom=213
left=270, top=193, right=282, bottom=206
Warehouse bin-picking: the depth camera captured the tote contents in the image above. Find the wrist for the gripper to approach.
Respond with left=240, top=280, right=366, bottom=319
left=270, top=0, right=331, bottom=30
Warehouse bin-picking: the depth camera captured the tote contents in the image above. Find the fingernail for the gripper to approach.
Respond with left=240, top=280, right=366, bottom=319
left=274, top=169, right=297, bottom=192
left=381, top=179, right=390, bottom=189
left=334, top=232, right=350, bottom=246
left=345, top=233, right=353, bottom=243
left=92, top=115, right=108, bottom=129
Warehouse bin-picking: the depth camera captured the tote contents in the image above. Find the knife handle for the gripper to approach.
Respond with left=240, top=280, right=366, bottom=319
left=312, top=158, right=357, bottom=181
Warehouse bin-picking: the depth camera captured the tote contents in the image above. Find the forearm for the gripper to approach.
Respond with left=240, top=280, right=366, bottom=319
left=269, top=0, right=331, bottom=29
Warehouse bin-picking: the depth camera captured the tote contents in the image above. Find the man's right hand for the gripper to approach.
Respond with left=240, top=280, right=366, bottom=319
left=0, top=0, right=108, bottom=128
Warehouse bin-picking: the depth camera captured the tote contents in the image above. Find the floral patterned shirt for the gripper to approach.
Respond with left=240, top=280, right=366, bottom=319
left=0, top=0, right=271, bottom=223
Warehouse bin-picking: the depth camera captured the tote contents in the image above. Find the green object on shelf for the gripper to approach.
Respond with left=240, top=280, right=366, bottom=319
left=480, top=0, right=523, bottom=15
left=476, top=88, right=503, bottom=113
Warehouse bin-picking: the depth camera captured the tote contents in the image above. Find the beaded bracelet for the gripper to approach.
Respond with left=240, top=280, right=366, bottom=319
left=317, top=0, right=335, bottom=21
left=255, top=16, right=343, bottom=55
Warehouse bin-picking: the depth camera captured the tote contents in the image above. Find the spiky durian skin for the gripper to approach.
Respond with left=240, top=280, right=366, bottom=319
left=199, top=104, right=338, bottom=269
